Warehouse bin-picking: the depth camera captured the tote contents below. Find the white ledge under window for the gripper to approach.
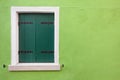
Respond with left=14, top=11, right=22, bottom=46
left=9, top=7, right=60, bottom=71
left=9, top=63, right=60, bottom=71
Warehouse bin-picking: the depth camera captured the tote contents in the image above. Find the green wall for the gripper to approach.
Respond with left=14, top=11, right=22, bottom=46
left=1, top=0, right=120, bottom=80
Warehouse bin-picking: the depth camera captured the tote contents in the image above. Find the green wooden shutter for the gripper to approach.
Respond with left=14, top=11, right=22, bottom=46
left=36, top=13, right=54, bottom=62
left=19, top=13, right=54, bottom=63
left=19, top=13, right=36, bottom=63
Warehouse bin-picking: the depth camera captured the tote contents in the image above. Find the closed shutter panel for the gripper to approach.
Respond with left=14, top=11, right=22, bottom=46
left=36, top=13, right=54, bottom=63
left=19, top=13, right=36, bottom=63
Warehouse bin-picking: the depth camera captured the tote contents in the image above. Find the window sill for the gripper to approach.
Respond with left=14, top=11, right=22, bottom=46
left=9, top=64, right=60, bottom=71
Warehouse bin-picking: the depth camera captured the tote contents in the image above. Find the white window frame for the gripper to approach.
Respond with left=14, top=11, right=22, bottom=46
left=9, top=7, right=60, bottom=71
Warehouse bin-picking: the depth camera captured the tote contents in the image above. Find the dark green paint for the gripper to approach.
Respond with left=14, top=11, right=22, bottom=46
left=19, top=13, right=54, bottom=63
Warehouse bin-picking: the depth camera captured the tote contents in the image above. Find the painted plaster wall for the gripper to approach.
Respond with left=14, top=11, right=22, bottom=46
left=0, top=0, right=120, bottom=80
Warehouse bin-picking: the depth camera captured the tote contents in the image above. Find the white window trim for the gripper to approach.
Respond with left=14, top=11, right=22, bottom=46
left=9, top=7, right=60, bottom=71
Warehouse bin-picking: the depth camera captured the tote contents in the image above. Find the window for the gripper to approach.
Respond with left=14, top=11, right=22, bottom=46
left=9, top=7, right=60, bottom=71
